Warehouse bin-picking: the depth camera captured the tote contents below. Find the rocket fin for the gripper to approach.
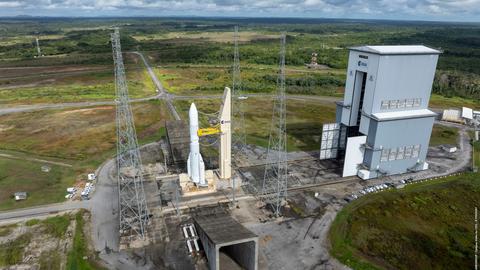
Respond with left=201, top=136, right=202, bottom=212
left=187, top=153, right=192, bottom=178
left=199, top=154, right=206, bottom=186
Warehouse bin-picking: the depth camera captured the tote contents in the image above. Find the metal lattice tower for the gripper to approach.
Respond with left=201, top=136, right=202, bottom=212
left=111, top=28, right=150, bottom=240
left=35, top=37, right=42, bottom=57
left=232, top=25, right=246, bottom=156
left=262, top=33, right=288, bottom=217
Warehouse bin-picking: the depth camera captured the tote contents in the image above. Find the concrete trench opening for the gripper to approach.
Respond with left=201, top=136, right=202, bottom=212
left=219, top=240, right=257, bottom=270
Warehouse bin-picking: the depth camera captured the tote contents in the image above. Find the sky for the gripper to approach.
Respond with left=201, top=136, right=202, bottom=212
left=0, top=0, right=479, bottom=22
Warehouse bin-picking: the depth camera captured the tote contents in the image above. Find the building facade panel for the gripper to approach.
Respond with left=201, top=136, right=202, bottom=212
left=371, top=54, right=439, bottom=115
left=364, top=116, right=434, bottom=175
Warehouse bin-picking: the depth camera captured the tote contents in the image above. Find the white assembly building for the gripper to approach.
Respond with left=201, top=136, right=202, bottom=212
left=321, top=45, right=441, bottom=180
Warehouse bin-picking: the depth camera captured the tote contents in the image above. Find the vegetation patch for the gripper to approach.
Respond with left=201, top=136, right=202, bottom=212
left=0, top=233, right=32, bottom=266
left=0, top=224, right=17, bottom=237
left=430, top=125, right=458, bottom=146
left=174, top=97, right=336, bottom=152
left=41, top=214, right=71, bottom=238
left=0, top=157, right=76, bottom=211
left=0, top=100, right=170, bottom=210
left=329, top=173, right=479, bottom=270
left=66, top=211, right=105, bottom=270
left=39, top=250, right=62, bottom=270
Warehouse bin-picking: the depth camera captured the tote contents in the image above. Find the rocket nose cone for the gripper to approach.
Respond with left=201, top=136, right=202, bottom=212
left=189, top=103, right=198, bottom=117
left=190, top=103, right=197, bottom=111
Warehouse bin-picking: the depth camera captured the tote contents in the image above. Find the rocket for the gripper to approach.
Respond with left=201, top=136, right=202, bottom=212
left=187, top=103, right=206, bottom=186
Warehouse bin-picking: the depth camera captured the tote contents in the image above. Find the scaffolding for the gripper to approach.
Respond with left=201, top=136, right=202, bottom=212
left=111, top=28, right=150, bottom=241
left=262, top=33, right=288, bottom=217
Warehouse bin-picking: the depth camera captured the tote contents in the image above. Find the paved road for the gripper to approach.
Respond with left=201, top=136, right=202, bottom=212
left=0, top=151, right=73, bottom=167
left=0, top=95, right=159, bottom=116
left=131, top=51, right=182, bottom=120
left=90, top=158, right=120, bottom=252
left=0, top=201, right=90, bottom=224
left=0, top=93, right=339, bottom=116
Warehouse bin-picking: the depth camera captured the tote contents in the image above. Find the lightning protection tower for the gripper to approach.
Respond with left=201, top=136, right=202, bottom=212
left=262, top=33, right=288, bottom=217
left=35, top=37, right=42, bottom=57
left=232, top=26, right=246, bottom=157
left=111, top=28, right=150, bottom=241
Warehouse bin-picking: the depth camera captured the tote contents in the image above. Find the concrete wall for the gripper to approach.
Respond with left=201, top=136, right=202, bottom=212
left=218, top=239, right=258, bottom=270
left=195, top=222, right=217, bottom=270
left=195, top=222, right=258, bottom=270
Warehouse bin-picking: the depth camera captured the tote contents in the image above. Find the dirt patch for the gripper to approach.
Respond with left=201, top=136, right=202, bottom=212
left=0, top=213, right=76, bottom=269
left=0, top=125, right=13, bottom=133
left=259, top=235, right=272, bottom=247
left=56, top=106, right=114, bottom=116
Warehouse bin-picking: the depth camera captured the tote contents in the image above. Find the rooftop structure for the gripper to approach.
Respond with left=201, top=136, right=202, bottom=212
left=14, top=192, right=27, bottom=201
left=349, top=45, right=441, bottom=55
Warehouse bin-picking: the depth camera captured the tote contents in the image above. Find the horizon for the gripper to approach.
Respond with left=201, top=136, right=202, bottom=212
left=0, top=0, right=479, bottom=23
left=0, top=15, right=479, bottom=25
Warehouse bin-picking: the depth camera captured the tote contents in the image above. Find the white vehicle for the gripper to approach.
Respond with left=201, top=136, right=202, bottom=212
left=66, top=187, right=76, bottom=194
left=238, top=96, right=248, bottom=100
left=87, top=173, right=96, bottom=181
left=360, top=190, right=366, bottom=195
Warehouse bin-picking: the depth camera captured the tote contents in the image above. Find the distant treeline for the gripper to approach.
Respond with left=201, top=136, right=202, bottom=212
left=0, top=18, right=479, bottom=99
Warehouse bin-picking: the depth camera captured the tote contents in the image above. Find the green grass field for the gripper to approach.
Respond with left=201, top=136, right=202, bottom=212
left=0, top=158, right=76, bottom=211
left=0, top=52, right=155, bottom=105
left=430, top=125, right=459, bottom=146
left=0, top=100, right=170, bottom=210
left=329, top=173, right=479, bottom=270
left=174, top=97, right=337, bottom=151
left=154, top=64, right=344, bottom=96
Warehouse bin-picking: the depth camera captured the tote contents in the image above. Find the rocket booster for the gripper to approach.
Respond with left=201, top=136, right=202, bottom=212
left=187, top=103, right=206, bottom=186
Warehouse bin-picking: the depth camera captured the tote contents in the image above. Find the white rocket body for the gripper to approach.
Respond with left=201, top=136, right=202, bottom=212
left=187, top=103, right=206, bottom=186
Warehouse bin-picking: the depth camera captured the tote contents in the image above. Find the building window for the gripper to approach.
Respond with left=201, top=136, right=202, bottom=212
left=396, top=146, right=405, bottom=160
left=388, top=148, right=397, bottom=161
left=406, top=99, right=414, bottom=108
left=381, top=100, right=389, bottom=110
left=389, top=100, right=398, bottom=109
left=412, top=144, right=421, bottom=158
left=380, top=149, right=389, bottom=162
left=380, top=145, right=422, bottom=163
left=404, top=146, right=413, bottom=158
left=381, top=98, right=422, bottom=110
left=413, top=98, right=421, bottom=107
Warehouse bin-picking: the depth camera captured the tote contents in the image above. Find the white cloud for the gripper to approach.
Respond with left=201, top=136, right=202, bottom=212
left=0, top=1, right=22, bottom=7
left=0, top=0, right=479, bottom=21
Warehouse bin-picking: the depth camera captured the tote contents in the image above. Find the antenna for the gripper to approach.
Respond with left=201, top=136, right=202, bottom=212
left=261, top=33, right=288, bottom=217
left=111, top=28, right=150, bottom=242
